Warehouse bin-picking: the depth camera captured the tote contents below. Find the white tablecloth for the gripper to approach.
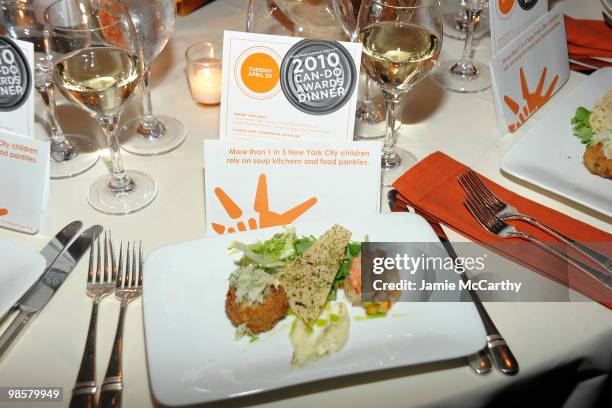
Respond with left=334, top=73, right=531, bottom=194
left=0, top=1, right=610, bottom=407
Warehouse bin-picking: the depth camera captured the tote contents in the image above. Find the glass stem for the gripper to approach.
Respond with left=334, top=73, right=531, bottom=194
left=141, top=68, right=155, bottom=124
left=363, top=75, right=373, bottom=104
left=382, top=92, right=401, bottom=167
left=100, top=116, right=133, bottom=192
left=451, top=8, right=481, bottom=78
left=137, top=69, right=166, bottom=138
left=36, top=67, right=76, bottom=161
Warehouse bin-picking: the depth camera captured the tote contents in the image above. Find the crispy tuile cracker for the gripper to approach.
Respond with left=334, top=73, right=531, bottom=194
left=280, top=225, right=351, bottom=326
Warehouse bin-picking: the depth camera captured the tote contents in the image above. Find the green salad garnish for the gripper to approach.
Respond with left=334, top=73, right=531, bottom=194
left=229, top=228, right=315, bottom=272
left=328, top=240, right=362, bottom=301
left=230, top=228, right=365, bottom=302
left=571, top=106, right=593, bottom=146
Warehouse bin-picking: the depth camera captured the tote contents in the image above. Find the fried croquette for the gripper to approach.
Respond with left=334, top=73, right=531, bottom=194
left=583, top=142, right=612, bottom=179
left=225, top=286, right=289, bottom=334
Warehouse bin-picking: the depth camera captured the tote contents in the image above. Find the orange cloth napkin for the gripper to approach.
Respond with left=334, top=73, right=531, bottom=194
left=564, top=15, right=612, bottom=71
left=392, top=152, right=612, bottom=308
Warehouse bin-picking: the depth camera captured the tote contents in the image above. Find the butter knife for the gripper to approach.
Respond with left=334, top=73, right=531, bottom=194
left=0, top=225, right=102, bottom=360
left=0, top=221, right=83, bottom=326
left=388, top=189, right=519, bottom=376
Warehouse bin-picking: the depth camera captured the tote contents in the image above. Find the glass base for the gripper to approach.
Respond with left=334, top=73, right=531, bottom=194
left=432, top=59, right=492, bottom=94
left=50, top=134, right=99, bottom=179
left=119, top=115, right=186, bottom=156
left=443, top=9, right=489, bottom=41
left=381, top=147, right=418, bottom=187
left=87, top=170, right=157, bottom=215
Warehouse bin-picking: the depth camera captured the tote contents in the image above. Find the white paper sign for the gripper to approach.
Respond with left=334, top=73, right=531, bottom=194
left=0, top=131, right=50, bottom=233
left=489, top=0, right=547, bottom=54
left=490, top=9, right=569, bottom=134
left=0, top=37, right=35, bottom=139
left=204, top=139, right=381, bottom=235
left=219, top=31, right=361, bottom=142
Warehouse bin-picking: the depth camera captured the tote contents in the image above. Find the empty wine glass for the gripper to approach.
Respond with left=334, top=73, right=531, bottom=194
left=118, top=0, right=186, bottom=156
left=0, top=0, right=99, bottom=178
left=46, top=0, right=156, bottom=214
left=247, top=0, right=356, bottom=41
left=443, top=0, right=489, bottom=41
left=432, top=0, right=491, bottom=93
left=358, top=0, right=443, bottom=186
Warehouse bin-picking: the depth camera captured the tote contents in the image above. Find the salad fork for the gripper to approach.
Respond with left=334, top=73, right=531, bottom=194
left=99, top=242, right=143, bottom=408
left=458, top=169, right=611, bottom=274
left=71, top=232, right=116, bottom=408
left=464, top=194, right=612, bottom=290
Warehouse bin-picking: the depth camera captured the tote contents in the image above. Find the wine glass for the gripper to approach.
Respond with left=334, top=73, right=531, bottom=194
left=432, top=0, right=490, bottom=93
left=0, top=0, right=99, bottom=178
left=118, top=0, right=186, bottom=156
left=358, top=0, right=442, bottom=185
left=247, top=0, right=389, bottom=140
left=247, top=0, right=355, bottom=40
left=46, top=0, right=157, bottom=214
left=443, top=0, right=489, bottom=41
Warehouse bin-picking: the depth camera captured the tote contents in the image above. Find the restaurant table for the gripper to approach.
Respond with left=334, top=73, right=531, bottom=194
left=0, top=0, right=611, bottom=407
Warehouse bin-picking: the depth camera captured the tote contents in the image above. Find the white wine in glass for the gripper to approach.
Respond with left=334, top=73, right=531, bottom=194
left=358, top=0, right=442, bottom=186
left=0, top=0, right=99, bottom=179
left=47, top=0, right=157, bottom=215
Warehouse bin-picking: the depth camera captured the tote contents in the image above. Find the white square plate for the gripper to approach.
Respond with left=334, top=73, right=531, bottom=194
left=0, top=237, right=46, bottom=317
left=143, top=213, right=487, bottom=406
left=501, top=68, right=612, bottom=217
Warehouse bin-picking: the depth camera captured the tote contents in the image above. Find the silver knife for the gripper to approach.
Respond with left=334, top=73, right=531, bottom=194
left=0, top=225, right=102, bottom=360
left=0, top=221, right=83, bottom=326
left=388, top=189, right=519, bottom=376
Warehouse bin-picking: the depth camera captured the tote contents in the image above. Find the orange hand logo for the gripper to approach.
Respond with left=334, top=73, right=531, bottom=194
left=504, top=66, right=559, bottom=133
left=0, top=208, right=7, bottom=217
left=212, top=173, right=317, bottom=234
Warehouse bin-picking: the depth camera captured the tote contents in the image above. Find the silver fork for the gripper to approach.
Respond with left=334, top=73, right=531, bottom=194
left=458, top=169, right=611, bottom=274
left=99, top=242, right=143, bottom=408
left=464, top=194, right=612, bottom=290
left=70, top=232, right=116, bottom=408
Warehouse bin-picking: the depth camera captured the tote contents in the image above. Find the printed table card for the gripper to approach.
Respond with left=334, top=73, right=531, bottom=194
left=0, top=131, right=50, bottom=233
left=489, top=0, right=547, bottom=54
left=0, top=37, right=35, bottom=139
left=490, top=9, right=569, bottom=134
left=204, top=139, right=381, bottom=235
left=219, top=31, right=361, bottom=142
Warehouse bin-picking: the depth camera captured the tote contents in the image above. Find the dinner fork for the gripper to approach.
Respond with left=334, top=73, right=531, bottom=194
left=458, top=169, right=611, bottom=275
left=99, top=242, right=143, bottom=408
left=464, top=194, right=612, bottom=290
left=70, top=232, right=116, bottom=408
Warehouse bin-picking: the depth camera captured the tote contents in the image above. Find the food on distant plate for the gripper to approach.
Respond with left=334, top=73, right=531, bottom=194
left=571, top=90, right=612, bottom=178
left=224, top=225, right=397, bottom=367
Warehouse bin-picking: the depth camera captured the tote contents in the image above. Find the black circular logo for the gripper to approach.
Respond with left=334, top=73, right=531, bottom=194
left=0, top=37, right=32, bottom=112
left=280, top=40, right=357, bottom=116
left=517, top=0, right=538, bottom=11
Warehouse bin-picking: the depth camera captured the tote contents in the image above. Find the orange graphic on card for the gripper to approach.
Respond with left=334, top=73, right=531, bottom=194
left=498, top=0, right=515, bottom=15
left=0, top=208, right=7, bottom=216
left=504, top=66, right=558, bottom=133
left=212, top=173, right=317, bottom=235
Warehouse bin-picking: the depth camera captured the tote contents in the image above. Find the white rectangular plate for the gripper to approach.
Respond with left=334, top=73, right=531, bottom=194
left=143, top=213, right=486, bottom=406
left=501, top=68, right=612, bottom=217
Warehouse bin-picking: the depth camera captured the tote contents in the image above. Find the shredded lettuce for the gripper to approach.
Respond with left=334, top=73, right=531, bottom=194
left=571, top=107, right=593, bottom=146
left=229, top=228, right=316, bottom=273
